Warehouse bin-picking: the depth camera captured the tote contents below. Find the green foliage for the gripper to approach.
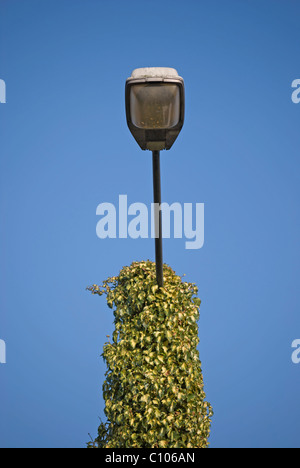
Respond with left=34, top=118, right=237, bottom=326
left=87, top=260, right=213, bottom=448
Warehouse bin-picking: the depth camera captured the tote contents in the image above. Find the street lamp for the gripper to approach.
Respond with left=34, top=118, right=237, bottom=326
left=125, top=67, right=185, bottom=287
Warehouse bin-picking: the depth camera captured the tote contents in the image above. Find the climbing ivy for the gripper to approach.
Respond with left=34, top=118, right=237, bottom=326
left=87, top=260, right=213, bottom=448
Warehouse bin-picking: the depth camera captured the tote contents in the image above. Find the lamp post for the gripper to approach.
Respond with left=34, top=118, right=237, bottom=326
left=125, top=67, right=185, bottom=287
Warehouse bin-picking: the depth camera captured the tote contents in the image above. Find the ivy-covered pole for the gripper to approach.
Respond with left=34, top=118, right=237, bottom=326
left=87, top=261, right=213, bottom=448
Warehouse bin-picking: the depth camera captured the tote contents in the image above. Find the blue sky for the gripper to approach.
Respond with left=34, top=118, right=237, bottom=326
left=0, top=0, right=299, bottom=448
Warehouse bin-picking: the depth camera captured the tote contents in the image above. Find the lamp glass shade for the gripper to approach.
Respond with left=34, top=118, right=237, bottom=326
left=130, top=83, right=180, bottom=129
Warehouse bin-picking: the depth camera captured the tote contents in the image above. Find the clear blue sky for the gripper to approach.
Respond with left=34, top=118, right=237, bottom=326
left=0, top=0, right=299, bottom=448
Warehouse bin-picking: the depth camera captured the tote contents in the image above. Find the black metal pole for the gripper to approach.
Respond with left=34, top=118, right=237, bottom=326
left=152, top=150, right=163, bottom=288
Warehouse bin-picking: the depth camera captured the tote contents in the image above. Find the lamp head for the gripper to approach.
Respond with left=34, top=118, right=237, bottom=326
left=125, top=67, right=185, bottom=151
